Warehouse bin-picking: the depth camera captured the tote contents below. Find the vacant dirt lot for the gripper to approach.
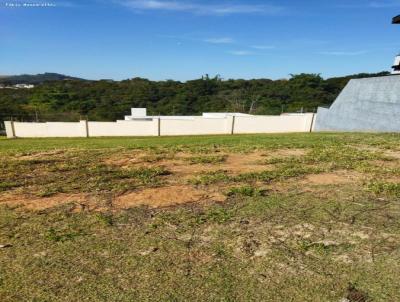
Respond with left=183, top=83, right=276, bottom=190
left=0, top=133, right=399, bottom=301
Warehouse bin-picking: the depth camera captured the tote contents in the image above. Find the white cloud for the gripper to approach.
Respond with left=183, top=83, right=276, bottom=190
left=251, top=45, right=275, bottom=50
left=120, top=0, right=283, bottom=15
left=368, top=0, right=400, bottom=8
left=124, top=0, right=190, bottom=11
left=228, top=50, right=254, bottom=56
left=318, top=50, right=368, bottom=56
left=204, top=37, right=235, bottom=44
left=336, top=0, right=400, bottom=8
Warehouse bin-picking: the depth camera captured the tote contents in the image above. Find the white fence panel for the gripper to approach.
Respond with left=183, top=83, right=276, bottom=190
left=161, top=117, right=232, bottom=136
left=234, top=114, right=314, bottom=134
left=12, top=121, right=86, bottom=138
left=5, top=114, right=316, bottom=138
left=88, top=120, right=158, bottom=137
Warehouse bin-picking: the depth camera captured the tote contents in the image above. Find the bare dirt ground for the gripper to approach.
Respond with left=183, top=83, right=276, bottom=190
left=114, top=185, right=226, bottom=209
left=303, top=171, right=362, bottom=185
left=0, top=193, right=86, bottom=211
left=0, top=149, right=314, bottom=211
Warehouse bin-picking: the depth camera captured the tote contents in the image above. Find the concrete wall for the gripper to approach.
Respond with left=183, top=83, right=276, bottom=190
left=234, top=114, right=315, bottom=134
left=5, top=114, right=315, bottom=138
left=314, top=75, right=400, bottom=132
left=161, top=117, right=233, bottom=136
left=88, top=120, right=158, bottom=137
left=11, top=121, right=87, bottom=138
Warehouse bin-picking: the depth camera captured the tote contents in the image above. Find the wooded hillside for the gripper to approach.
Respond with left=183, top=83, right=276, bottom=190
left=0, top=72, right=390, bottom=123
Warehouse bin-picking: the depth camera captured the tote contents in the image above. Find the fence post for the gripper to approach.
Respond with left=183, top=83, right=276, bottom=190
left=157, top=118, right=161, bottom=136
left=231, top=116, right=236, bottom=135
left=11, top=118, right=16, bottom=138
left=85, top=120, right=89, bottom=138
left=309, top=113, right=316, bottom=133
left=5, top=118, right=16, bottom=139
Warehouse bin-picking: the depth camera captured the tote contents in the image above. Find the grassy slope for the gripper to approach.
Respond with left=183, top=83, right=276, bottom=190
left=0, top=133, right=400, bottom=301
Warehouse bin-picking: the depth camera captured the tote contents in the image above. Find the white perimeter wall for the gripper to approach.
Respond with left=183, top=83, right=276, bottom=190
left=5, top=114, right=315, bottom=138
left=88, top=120, right=158, bottom=137
left=10, top=121, right=87, bottom=138
left=161, top=117, right=233, bottom=136
left=234, top=114, right=315, bottom=134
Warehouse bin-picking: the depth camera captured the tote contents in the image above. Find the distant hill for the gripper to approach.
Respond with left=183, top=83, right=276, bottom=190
left=0, top=73, right=85, bottom=85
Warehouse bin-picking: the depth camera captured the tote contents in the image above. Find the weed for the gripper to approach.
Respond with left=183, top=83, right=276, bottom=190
left=37, top=186, right=64, bottom=197
left=126, top=167, right=170, bottom=185
left=141, top=153, right=174, bottom=163
left=45, top=228, right=85, bottom=242
left=0, top=181, right=20, bottom=192
left=299, top=240, right=353, bottom=255
left=186, top=155, right=227, bottom=164
left=226, top=185, right=265, bottom=197
left=206, top=207, right=233, bottom=223
left=367, top=181, right=400, bottom=197
left=95, top=213, right=114, bottom=226
left=190, top=170, right=230, bottom=185
left=234, top=165, right=322, bottom=183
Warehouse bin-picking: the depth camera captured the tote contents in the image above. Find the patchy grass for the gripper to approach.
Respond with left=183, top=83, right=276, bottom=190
left=226, top=185, right=266, bottom=197
left=186, top=155, right=227, bottom=164
left=189, top=170, right=231, bottom=185
left=367, top=181, right=400, bottom=197
left=0, top=133, right=400, bottom=301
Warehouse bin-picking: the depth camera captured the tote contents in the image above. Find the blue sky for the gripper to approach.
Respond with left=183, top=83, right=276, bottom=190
left=1, top=0, right=400, bottom=81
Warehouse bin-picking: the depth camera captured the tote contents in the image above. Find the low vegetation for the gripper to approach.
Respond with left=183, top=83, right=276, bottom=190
left=0, top=133, right=400, bottom=301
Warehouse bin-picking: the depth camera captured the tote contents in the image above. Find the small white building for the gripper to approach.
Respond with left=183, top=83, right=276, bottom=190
left=14, top=84, right=35, bottom=89
left=125, top=108, right=149, bottom=120
left=124, top=108, right=254, bottom=121
left=124, top=108, right=193, bottom=120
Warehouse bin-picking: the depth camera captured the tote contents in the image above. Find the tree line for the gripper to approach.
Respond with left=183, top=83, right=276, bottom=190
left=0, top=72, right=390, bottom=124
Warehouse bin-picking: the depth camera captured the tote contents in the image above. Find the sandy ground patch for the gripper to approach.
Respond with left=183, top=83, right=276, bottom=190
left=303, top=171, right=362, bottom=185
left=265, top=148, right=308, bottom=157
left=371, top=159, right=400, bottom=169
left=13, top=150, right=77, bottom=161
left=384, top=150, right=400, bottom=160
left=224, top=152, right=272, bottom=172
left=270, top=171, right=364, bottom=194
left=0, top=185, right=226, bottom=211
left=169, top=153, right=274, bottom=178
left=0, top=193, right=86, bottom=211
left=105, top=151, right=276, bottom=180
left=114, top=185, right=226, bottom=209
left=103, top=150, right=151, bottom=167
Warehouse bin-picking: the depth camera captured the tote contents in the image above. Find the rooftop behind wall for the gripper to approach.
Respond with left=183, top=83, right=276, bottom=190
left=314, top=75, right=400, bottom=132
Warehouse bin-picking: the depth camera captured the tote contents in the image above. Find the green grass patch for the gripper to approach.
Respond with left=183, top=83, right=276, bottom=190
left=367, top=181, right=400, bottom=197
left=226, top=185, right=266, bottom=197
left=189, top=170, right=230, bottom=185
left=45, top=227, right=86, bottom=242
